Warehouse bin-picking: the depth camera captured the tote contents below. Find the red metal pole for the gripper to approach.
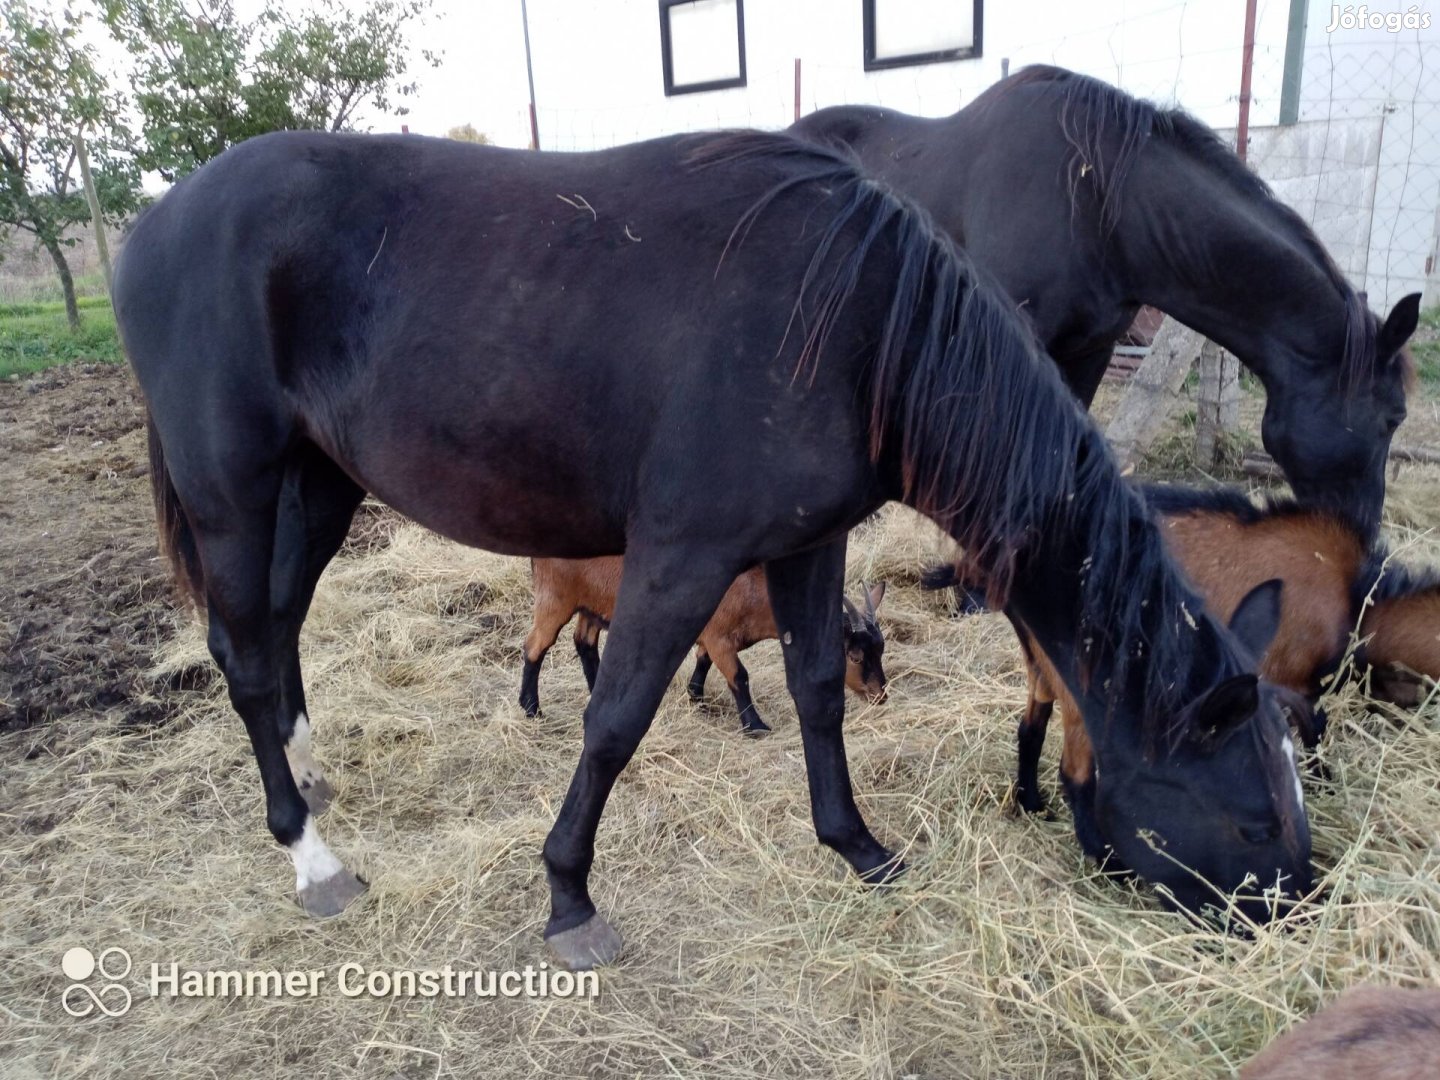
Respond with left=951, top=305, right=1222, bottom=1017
left=1236, top=0, right=1259, bottom=162
left=794, top=57, right=802, bottom=122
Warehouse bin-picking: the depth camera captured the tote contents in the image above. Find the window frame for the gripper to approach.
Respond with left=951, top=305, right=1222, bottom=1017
left=659, top=0, right=748, bottom=96
left=862, top=0, right=983, bottom=71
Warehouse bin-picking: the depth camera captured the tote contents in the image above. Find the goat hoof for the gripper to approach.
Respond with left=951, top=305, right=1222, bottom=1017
left=298, top=868, right=368, bottom=918
left=298, top=775, right=334, bottom=816
left=739, top=715, right=771, bottom=737
left=545, top=913, right=622, bottom=971
left=520, top=699, right=541, bottom=718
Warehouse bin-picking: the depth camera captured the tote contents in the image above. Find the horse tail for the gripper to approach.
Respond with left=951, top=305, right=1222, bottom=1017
left=147, top=414, right=206, bottom=611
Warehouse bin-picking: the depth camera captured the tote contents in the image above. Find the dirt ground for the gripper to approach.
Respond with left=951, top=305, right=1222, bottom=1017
left=0, top=365, right=181, bottom=734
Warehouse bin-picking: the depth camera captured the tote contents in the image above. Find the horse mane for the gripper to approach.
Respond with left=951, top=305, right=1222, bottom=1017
left=689, top=130, right=1238, bottom=748
left=997, top=65, right=1379, bottom=391
left=1354, top=545, right=1440, bottom=611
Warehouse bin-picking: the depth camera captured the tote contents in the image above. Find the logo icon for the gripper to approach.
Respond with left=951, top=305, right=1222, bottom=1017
left=61, top=946, right=133, bottom=1018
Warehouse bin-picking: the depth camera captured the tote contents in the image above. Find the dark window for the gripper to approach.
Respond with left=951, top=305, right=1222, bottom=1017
left=659, top=0, right=747, bottom=96
left=863, top=0, right=982, bottom=71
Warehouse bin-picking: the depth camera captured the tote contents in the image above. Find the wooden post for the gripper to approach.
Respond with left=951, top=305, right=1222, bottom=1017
left=1106, top=316, right=1204, bottom=471
left=1194, top=340, right=1240, bottom=469
left=74, top=132, right=113, bottom=291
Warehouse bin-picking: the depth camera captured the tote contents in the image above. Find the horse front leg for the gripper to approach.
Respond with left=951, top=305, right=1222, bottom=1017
left=765, top=539, right=900, bottom=884
left=541, top=545, right=737, bottom=970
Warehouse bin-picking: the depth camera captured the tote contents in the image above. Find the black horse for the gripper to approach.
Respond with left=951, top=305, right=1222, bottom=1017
left=115, top=129, right=1309, bottom=969
left=792, top=65, right=1419, bottom=544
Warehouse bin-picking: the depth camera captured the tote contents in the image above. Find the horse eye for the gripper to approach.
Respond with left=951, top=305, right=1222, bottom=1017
left=1240, top=822, right=1280, bottom=845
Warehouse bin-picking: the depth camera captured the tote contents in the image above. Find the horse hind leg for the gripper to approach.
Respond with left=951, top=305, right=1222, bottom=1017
left=172, top=437, right=366, bottom=918
left=273, top=444, right=364, bottom=815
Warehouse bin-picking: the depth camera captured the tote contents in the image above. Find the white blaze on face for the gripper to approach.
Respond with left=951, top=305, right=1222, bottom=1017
left=1281, top=735, right=1304, bottom=810
left=290, top=818, right=344, bottom=891
left=286, top=712, right=326, bottom=791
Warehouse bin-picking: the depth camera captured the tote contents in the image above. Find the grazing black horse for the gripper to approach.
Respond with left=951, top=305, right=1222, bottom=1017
left=792, top=65, right=1420, bottom=544
left=115, top=128, right=1309, bottom=969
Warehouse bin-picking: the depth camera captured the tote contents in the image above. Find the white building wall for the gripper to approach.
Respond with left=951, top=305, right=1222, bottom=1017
left=525, top=0, right=1291, bottom=151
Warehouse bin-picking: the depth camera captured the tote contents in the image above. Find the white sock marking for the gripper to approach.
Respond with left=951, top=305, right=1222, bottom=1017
left=289, top=818, right=344, bottom=891
left=286, top=712, right=326, bottom=791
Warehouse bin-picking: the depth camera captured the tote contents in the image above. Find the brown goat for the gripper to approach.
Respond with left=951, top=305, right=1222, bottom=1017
left=1361, top=575, right=1440, bottom=707
left=520, top=558, right=887, bottom=733
left=1241, top=985, right=1440, bottom=1079
left=928, top=485, right=1440, bottom=815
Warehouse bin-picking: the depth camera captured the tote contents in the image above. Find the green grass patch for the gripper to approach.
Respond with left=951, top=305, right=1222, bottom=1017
left=0, top=297, right=121, bottom=378
left=1414, top=343, right=1440, bottom=385
left=1410, top=306, right=1440, bottom=387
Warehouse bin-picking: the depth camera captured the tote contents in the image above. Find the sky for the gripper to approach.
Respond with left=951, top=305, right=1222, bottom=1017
left=377, top=0, right=535, bottom=146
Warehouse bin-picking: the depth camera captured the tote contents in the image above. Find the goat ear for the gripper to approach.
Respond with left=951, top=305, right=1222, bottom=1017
left=866, top=581, right=886, bottom=616
left=1227, top=579, right=1283, bottom=661
left=1189, top=674, right=1261, bottom=751
left=1379, top=293, right=1422, bottom=357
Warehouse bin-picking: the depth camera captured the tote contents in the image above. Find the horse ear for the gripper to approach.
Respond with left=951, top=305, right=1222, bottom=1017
left=866, top=581, right=886, bottom=617
left=1227, top=578, right=1283, bottom=661
left=1379, top=293, right=1422, bottom=357
left=1189, top=674, right=1261, bottom=751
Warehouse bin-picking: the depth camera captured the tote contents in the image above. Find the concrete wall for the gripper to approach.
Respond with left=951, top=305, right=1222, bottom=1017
left=1233, top=116, right=1385, bottom=287
left=1294, top=0, right=1440, bottom=307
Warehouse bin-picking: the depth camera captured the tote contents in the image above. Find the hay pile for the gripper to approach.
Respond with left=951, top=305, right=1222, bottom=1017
left=2, top=496, right=1438, bottom=1078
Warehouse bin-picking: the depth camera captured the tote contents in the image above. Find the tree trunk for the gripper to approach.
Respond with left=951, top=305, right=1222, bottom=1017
left=75, top=133, right=113, bottom=290
left=41, top=236, right=81, bottom=331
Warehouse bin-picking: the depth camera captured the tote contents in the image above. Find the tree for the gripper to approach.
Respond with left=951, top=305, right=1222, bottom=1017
left=253, top=0, right=438, bottom=134
left=445, top=123, right=488, bottom=144
left=0, top=4, right=141, bottom=329
left=102, top=0, right=439, bottom=182
left=98, top=0, right=258, bottom=182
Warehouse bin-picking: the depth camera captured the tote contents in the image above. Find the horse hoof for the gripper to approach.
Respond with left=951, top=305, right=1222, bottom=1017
left=545, top=913, right=623, bottom=971
left=299, top=775, right=335, bottom=816
left=1015, top=790, right=1047, bottom=816
left=298, top=868, right=368, bottom=918
left=860, top=854, right=907, bottom=886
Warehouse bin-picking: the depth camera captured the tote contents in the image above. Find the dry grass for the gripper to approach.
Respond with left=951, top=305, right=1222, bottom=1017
left=2, top=498, right=1439, bottom=1079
